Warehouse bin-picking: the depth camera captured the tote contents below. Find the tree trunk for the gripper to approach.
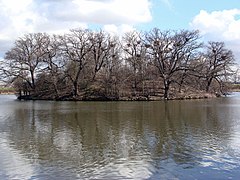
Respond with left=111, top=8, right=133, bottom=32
left=53, top=79, right=59, bottom=99
left=164, top=79, right=170, bottom=99
left=206, top=77, right=213, bottom=92
left=178, top=72, right=187, bottom=93
left=30, top=70, right=35, bottom=92
left=73, top=81, right=78, bottom=96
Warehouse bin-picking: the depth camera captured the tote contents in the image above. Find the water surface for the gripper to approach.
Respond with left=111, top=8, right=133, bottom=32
left=0, top=94, right=240, bottom=179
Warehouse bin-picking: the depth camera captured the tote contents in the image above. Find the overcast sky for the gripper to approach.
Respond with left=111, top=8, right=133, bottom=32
left=0, top=0, right=240, bottom=61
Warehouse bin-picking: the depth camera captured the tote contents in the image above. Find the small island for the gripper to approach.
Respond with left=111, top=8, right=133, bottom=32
left=0, top=28, right=236, bottom=101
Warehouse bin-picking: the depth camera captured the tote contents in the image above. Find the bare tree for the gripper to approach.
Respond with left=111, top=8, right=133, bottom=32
left=202, top=41, right=235, bottom=93
left=101, top=37, right=122, bottom=98
left=38, top=34, right=66, bottom=99
left=122, top=31, right=149, bottom=96
left=145, top=28, right=201, bottom=99
left=88, top=30, right=115, bottom=81
left=59, top=29, right=92, bottom=97
left=1, top=33, right=49, bottom=95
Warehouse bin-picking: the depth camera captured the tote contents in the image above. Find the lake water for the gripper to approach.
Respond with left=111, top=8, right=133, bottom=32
left=0, top=94, right=240, bottom=179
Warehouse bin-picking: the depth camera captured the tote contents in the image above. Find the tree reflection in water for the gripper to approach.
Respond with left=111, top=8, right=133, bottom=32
left=1, top=96, right=240, bottom=179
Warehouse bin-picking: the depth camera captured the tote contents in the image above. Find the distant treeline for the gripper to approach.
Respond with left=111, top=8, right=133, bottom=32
left=0, top=28, right=236, bottom=100
left=0, top=86, right=15, bottom=94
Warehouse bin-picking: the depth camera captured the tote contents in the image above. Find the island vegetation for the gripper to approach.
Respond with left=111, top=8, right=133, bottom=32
left=0, top=28, right=236, bottom=100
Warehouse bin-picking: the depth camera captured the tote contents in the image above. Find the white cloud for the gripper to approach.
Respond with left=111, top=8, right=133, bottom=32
left=71, top=0, right=152, bottom=24
left=191, top=9, right=240, bottom=61
left=104, top=24, right=136, bottom=36
left=0, top=0, right=152, bottom=57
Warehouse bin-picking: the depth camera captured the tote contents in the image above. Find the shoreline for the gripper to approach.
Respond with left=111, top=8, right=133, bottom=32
left=0, top=92, right=16, bottom=95
left=16, top=92, right=218, bottom=101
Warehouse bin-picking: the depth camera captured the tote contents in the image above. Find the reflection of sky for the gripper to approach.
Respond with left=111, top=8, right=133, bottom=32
left=0, top=95, right=16, bottom=120
left=228, top=98, right=240, bottom=168
left=0, top=135, right=34, bottom=179
left=195, top=96, right=240, bottom=179
left=90, top=130, right=156, bottom=179
left=0, top=96, right=35, bottom=179
left=219, top=94, right=240, bottom=159
left=93, top=158, right=155, bottom=179
left=52, top=126, right=155, bottom=179
left=0, top=134, right=83, bottom=180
